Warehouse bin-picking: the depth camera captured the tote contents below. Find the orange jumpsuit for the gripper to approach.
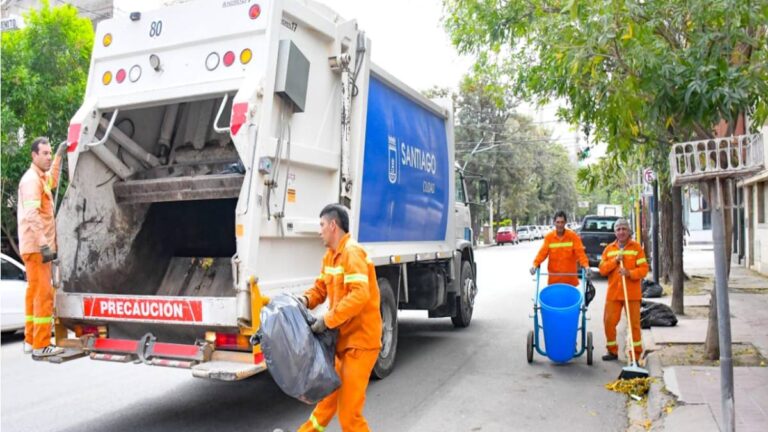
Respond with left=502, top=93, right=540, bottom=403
left=298, top=233, right=382, bottom=432
left=532, top=229, right=589, bottom=286
left=598, top=239, right=649, bottom=358
left=17, top=156, right=61, bottom=350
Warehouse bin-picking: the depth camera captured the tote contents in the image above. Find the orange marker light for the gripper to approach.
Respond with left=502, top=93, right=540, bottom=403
left=240, top=48, right=252, bottom=64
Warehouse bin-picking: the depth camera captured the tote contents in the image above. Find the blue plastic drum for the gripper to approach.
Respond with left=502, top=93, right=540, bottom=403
left=538, top=283, right=583, bottom=363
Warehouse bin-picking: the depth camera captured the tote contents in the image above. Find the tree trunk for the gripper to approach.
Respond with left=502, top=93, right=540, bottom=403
left=671, top=186, right=685, bottom=314
left=660, top=184, right=674, bottom=284
left=0, top=220, right=20, bottom=259
left=704, top=282, right=719, bottom=359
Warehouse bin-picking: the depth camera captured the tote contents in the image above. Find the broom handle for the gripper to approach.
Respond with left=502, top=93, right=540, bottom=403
left=619, top=259, right=638, bottom=365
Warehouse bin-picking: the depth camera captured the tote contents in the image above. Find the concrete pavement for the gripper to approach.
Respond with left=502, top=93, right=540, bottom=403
left=633, top=242, right=768, bottom=431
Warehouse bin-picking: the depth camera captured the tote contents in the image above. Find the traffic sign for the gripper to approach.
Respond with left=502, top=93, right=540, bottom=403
left=643, top=168, right=655, bottom=184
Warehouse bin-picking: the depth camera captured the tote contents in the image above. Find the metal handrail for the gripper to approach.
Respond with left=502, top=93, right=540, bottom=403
left=213, top=94, right=230, bottom=133
left=87, top=110, right=120, bottom=147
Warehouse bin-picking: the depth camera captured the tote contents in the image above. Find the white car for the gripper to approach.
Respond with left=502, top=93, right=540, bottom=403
left=517, top=226, right=534, bottom=241
left=1, top=253, right=27, bottom=333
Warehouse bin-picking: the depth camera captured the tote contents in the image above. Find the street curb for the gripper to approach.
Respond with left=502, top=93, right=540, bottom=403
left=626, top=352, right=673, bottom=431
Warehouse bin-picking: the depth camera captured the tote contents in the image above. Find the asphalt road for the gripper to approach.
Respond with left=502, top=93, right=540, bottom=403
left=1, top=240, right=628, bottom=431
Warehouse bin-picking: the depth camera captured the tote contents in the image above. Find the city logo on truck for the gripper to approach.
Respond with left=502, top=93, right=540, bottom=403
left=83, top=297, right=203, bottom=322
left=387, top=134, right=438, bottom=193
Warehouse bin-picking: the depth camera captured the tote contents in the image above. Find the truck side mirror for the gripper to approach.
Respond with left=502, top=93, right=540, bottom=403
left=478, top=179, right=489, bottom=203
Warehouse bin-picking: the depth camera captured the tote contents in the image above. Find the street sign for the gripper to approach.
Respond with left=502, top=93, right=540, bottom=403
left=643, top=168, right=655, bottom=184
left=578, top=201, right=589, bottom=208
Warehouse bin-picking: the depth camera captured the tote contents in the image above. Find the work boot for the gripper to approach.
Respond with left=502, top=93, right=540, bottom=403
left=23, top=342, right=33, bottom=354
left=32, top=346, right=64, bottom=359
left=601, top=353, right=618, bottom=361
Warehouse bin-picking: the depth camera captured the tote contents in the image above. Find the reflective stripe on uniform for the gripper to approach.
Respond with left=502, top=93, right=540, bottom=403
left=25, top=315, right=33, bottom=322
left=606, top=341, right=618, bottom=346
left=632, top=341, right=643, bottom=347
left=32, top=316, right=52, bottom=324
left=323, top=266, right=344, bottom=275
left=23, top=200, right=41, bottom=209
left=343, top=273, right=368, bottom=284
left=310, top=414, right=325, bottom=432
left=636, top=258, right=647, bottom=264
left=549, top=242, right=574, bottom=248
left=607, top=250, right=639, bottom=257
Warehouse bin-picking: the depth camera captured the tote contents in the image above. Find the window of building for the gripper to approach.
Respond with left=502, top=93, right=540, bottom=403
left=758, top=183, right=765, bottom=224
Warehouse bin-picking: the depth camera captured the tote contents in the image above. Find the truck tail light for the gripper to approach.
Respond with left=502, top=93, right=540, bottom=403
left=116, top=69, right=126, bottom=83
left=230, top=102, right=248, bottom=136
left=249, top=4, right=261, bottom=19
left=75, top=325, right=107, bottom=338
left=67, top=123, right=81, bottom=153
left=206, top=331, right=250, bottom=351
left=102, top=71, right=112, bottom=85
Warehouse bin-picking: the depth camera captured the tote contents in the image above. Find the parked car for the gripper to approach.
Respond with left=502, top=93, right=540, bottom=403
left=532, top=226, right=542, bottom=239
left=1, top=253, right=27, bottom=333
left=495, top=227, right=519, bottom=245
left=517, top=226, right=534, bottom=241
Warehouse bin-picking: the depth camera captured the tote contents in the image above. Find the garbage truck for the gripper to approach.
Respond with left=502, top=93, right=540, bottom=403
left=50, top=0, right=487, bottom=381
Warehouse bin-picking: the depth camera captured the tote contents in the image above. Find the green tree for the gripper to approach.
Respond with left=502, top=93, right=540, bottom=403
left=444, top=0, right=768, bottom=357
left=427, top=74, right=578, bottom=236
left=1, top=1, right=93, bottom=257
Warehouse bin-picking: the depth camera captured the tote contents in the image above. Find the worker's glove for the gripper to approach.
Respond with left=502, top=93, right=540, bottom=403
left=40, top=245, right=57, bottom=263
left=56, top=142, right=68, bottom=157
left=310, top=317, right=327, bottom=334
left=529, top=266, right=537, bottom=276
left=294, top=295, right=308, bottom=309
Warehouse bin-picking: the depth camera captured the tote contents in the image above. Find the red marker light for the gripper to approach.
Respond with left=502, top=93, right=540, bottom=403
left=223, top=51, right=235, bottom=67
left=116, top=69, right=126, bottom=83
left=249, top=4, right=261, bottom=19
left=230, top=102, right=248, bottom=136
left=67, top=123, right=81, bottom=153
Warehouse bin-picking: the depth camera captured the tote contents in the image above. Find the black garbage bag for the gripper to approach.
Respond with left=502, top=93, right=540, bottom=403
left=642, top=279, right=663, bottom=298
left=257, top=294, right=340, bottom=404
left=640, top=300, right=678, bottom=329
left=584, top=278, right=596, bottom=307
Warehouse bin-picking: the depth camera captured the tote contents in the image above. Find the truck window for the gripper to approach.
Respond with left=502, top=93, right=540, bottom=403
left=455, top=175, right=466, bottom=203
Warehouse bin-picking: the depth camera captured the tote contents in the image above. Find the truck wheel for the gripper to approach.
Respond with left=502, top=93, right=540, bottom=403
left=372, top=278, right=398, bottom=379
left=451, top=261, right=475, bottom=328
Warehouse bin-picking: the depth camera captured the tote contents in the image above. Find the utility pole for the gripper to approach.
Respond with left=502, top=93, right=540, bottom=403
left=710, top=178, right=735, bottom=431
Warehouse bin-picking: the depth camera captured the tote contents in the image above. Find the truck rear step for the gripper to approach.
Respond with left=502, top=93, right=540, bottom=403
left=191, top=361, right=266, bottom=381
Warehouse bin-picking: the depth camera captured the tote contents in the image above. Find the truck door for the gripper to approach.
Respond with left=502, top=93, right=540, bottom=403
left=454, top=172, right=472, bottom=242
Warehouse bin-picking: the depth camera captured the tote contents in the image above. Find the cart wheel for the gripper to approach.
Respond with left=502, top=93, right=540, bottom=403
left=586, top=331, right=594, bottom=366
left=526, top=330, right=534, bottom=363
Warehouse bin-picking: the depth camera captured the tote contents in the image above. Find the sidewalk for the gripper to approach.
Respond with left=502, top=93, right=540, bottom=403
left=631, top=246, right=768, bottom=431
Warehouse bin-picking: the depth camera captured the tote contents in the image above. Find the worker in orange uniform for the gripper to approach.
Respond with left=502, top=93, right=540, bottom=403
left=598, top=218, right=649, bottom=361
left=17, top=137, right=66, bottom=359
left=297, top=204, right=382, bottom=432
left=530, top=211, right=590, bottom=286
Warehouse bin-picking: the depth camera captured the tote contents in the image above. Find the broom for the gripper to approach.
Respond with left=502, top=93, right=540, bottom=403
left=618, top=259, right=649, bottom=380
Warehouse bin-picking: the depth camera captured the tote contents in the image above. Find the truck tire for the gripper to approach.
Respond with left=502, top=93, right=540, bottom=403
left=372, top=278, right=398, bottom=379
left=451, top=261, right=475, bottom=328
